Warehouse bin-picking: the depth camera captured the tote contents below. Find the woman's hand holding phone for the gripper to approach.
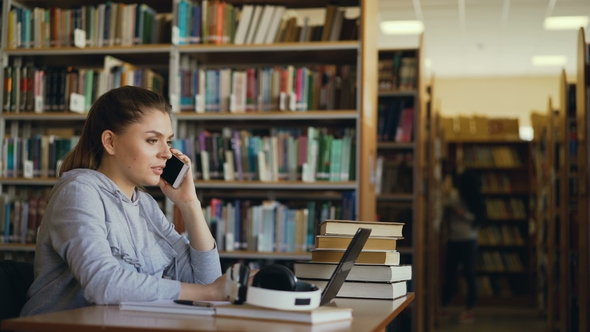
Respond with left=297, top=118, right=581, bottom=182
left=161, top=148, right=215, bottom=252
left=159, top=148, right=198, bottom=206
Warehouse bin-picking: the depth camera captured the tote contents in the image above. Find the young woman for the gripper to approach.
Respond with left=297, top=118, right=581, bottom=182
left=21, top=86, right=224, bottom=316
left=441, top=170, right=485, bottom=323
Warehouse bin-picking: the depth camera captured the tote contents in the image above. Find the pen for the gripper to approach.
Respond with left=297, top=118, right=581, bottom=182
left=174, top=299, right=214, bottom=307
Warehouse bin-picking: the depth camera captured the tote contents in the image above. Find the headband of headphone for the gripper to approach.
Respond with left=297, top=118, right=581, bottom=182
left=224, top=263, right=321, bottom=311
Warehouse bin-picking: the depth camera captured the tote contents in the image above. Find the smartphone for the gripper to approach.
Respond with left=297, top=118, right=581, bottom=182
left=161, top=154, right=190, bottom=189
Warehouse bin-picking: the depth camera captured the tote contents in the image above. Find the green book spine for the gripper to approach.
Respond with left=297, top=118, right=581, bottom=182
left=329, top=139, right=342, bottom=182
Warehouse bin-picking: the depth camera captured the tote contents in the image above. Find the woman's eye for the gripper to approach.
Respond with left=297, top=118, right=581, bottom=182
left=166, top=141, right=173, bottom=146
left=147, top=139, right=157, bottom=144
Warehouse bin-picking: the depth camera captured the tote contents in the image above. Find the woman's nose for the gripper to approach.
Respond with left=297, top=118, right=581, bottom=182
left=161, top=144, right=173, bottom=159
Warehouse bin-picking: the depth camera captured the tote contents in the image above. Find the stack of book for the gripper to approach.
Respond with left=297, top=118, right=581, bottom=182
left=295, top=219, right=411, bottom=300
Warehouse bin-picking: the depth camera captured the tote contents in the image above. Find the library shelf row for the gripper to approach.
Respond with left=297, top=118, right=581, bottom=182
left=443, top=138, right=536, bottom=309
left=4, top=40, right=359, bottom=55
left=540, top=27, right=590, bottom=332
left=376, top=44, right=426, bottom=332
left=0, top=0, right=383, bottom=277
left=531, top=27, right=590, bottom=331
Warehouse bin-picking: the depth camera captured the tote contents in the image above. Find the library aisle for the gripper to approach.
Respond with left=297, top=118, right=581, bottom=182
left=436, top=306, right=545, bottom=332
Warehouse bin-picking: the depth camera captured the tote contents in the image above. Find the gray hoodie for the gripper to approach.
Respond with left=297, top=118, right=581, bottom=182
left=21, top=169, right=221, bottom=316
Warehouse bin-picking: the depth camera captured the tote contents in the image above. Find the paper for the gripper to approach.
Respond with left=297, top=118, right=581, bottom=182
left=119, top=300, right=227, bottom=316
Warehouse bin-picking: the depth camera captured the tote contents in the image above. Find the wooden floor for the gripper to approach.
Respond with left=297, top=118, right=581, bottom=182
left=436, top=306, right=546, bottom=332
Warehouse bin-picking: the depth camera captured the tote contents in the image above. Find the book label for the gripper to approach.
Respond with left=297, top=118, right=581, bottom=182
left=279, top=92, right=287, bottom=110
left=195, top=94, right=205, bottom=113
left=172, top=26, right=180, bottom=46
left=23, top=160, right=33, bottom=178
left=169, top=94, right=180, bottom=113
left=69, top=93, right=85, bottom=113
left=229, top=94, right=237, bottom=113
left=289, top=92, right=296, bottom=111
left=74, top=29, right=86, bottom=48
left=223, top=162, right=234, bottom=181
left=34, top=96, right=44, bottom=113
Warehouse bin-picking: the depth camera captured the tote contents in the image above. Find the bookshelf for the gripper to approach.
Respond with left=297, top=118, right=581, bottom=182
left=549, top=28, right=590, bottom=332
left=168, top=0, right=377, bottom=257
left=445, top=139, right=536, bottom=306
left=556, top=69, right=568, bottom=332
left=375, top=41, right=425, bottom=331
left=545, top=103, right=557, bottom=332
left=0, top=0, right=379, bottom=266
left=530, top=100, right=555, bottom=328
left=0, top=0, right=173, bottom=257
left=423, top=77, right=443, bottom=331
left=575, top=27, right=589, bottom=332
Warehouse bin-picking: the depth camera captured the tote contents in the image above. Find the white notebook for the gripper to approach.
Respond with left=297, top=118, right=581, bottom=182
left=119, top=300, right=228, bottom=316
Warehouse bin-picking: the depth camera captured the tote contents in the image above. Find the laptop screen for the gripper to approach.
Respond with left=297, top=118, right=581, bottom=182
left=319, top=228, right=372, bottom=306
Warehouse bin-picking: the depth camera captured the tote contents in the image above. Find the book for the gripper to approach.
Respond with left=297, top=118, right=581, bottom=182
left=294, top=262, right=412, bottom=282
left=301, top=279, right=408, bottom=300
left=315, top=234, right=399, bottom=250
left=214, top=303, right=352, bottom=324
left=233, top=5, right=253, bottom=45
left=311, top=249, right=400, bottom=265
left=320, top=219, right=404, bottom=237
left=252, top=5, right=274, bottom=44
left=119, top=300, right=226, bottom=315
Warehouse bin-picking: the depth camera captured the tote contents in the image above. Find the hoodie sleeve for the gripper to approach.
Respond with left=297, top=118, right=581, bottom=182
left=48, top=180, right=181, bottom=304
left=146, top=196, right=222, bottom=284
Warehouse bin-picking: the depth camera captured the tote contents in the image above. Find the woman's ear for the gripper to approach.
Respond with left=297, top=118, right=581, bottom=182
left=101, top=130, right=117, bottom=156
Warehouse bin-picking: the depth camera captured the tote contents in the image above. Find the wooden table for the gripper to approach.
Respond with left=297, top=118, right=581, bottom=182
left=1, top=293, right=414, bottom=332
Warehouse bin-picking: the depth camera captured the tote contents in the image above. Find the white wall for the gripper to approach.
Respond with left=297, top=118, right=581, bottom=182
left=434, top=76, right=563, bottom=127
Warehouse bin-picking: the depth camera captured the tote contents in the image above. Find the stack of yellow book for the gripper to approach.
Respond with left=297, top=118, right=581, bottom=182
left=295, top=219, right=411, bottom=300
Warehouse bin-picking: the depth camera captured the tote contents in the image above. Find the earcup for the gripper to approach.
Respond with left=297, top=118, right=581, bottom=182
left=252, top=264, right=297, bottom=291
left=236, top=264, right=250, bottom=304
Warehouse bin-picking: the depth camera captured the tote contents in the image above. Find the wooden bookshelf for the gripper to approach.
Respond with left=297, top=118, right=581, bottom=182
left=0, top=1, right=379, bottom=264
left=556, top=69, right=569, bottom=332
left=550, top=26, right=590, bottom=332
left=531, top=98, right=557, bottom=329
left=576, top=27, right=589, bottom=332
left=445, top=140, right=536, bottom=306
left=424, top=76, right=442, bottom=332
left=545, top=99, right=558, bottom=332
left=375, top=39, right=425, bottom=331
left=0, top=243, right=36, bottom=252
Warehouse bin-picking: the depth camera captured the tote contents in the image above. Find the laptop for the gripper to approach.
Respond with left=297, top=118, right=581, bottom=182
left=316, top=227, right=372, bottom=306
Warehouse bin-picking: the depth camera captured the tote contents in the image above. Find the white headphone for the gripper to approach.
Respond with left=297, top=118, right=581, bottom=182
left=224, top=263, right=321, bottom=311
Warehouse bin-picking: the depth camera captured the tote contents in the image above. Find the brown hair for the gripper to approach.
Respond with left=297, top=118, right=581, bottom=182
left=59, top=86, right=171, bottom=176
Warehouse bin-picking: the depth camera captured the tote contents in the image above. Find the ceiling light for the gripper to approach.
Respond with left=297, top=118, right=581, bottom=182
left=543, top=16, right=589, bottom=30
left=531, top=55, right=567, bottom=66
left=519, top=126, right=534, bottom=141
left=380, top=20, right=424, bottom=35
